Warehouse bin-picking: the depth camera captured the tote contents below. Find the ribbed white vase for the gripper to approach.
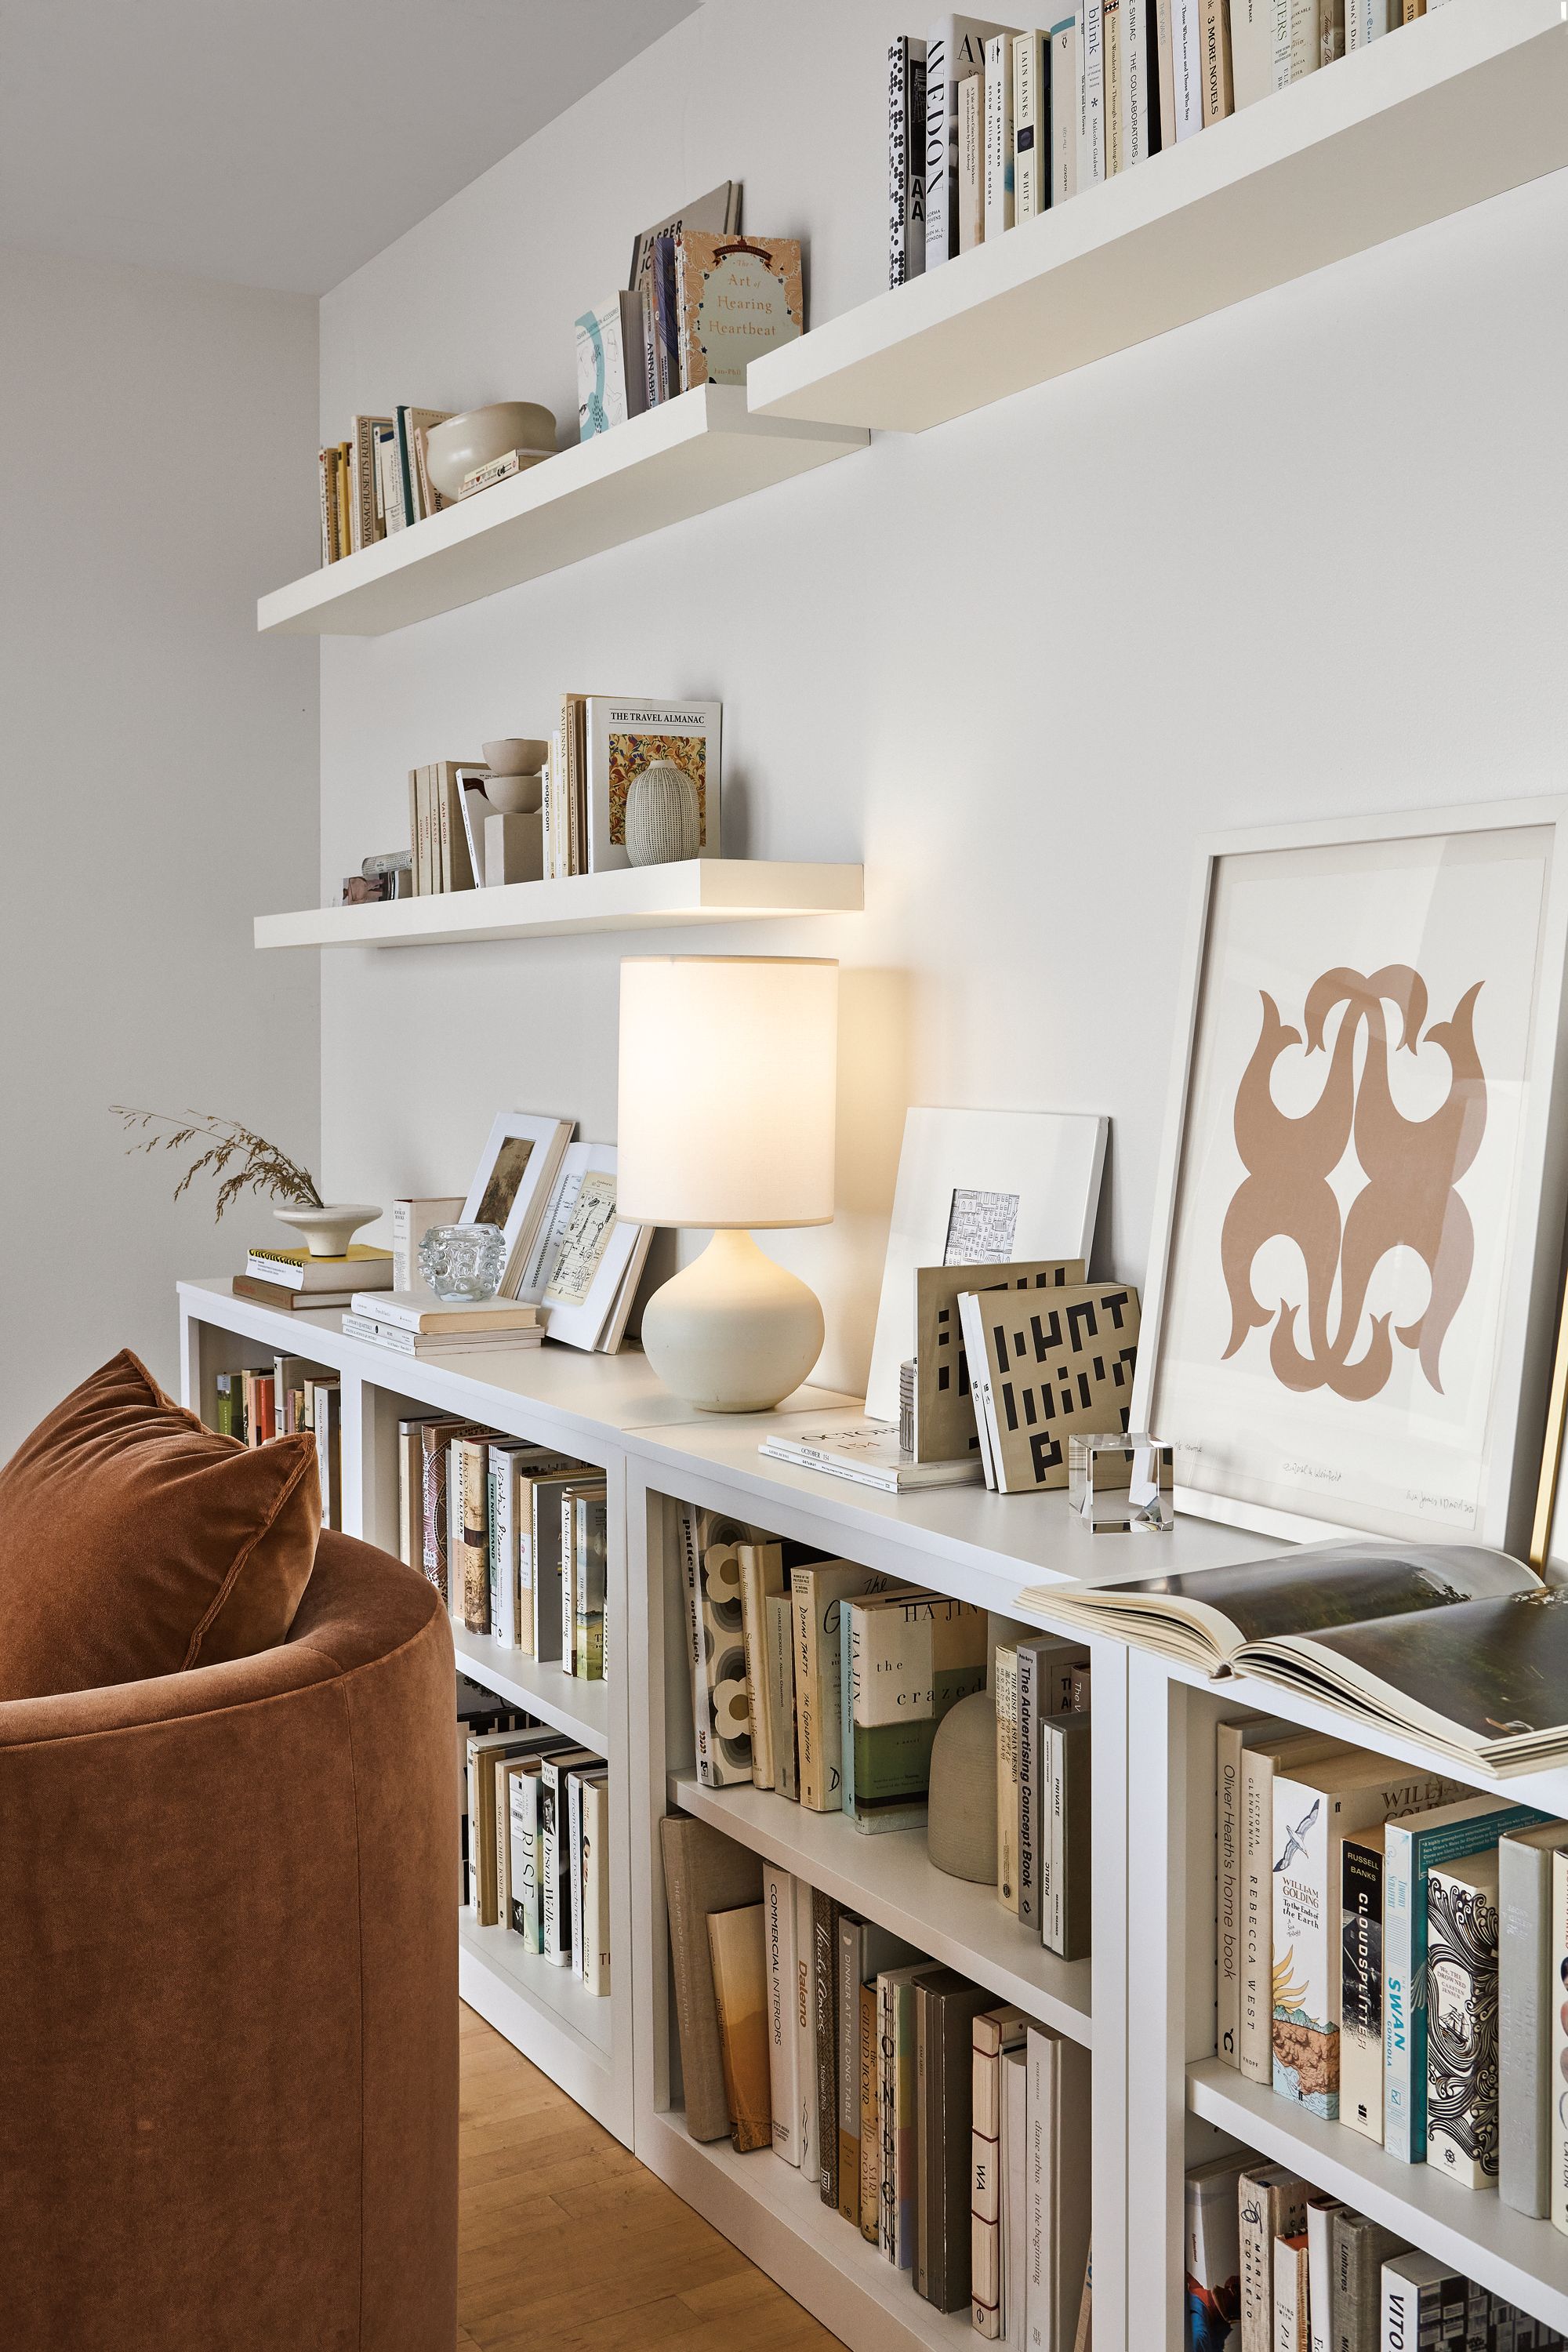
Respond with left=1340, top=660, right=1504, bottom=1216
left=624, top=760, right=701, bottom=866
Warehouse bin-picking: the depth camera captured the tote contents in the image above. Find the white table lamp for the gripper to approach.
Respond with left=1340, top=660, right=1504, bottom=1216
left=618, top=955, right=838, bottom=1411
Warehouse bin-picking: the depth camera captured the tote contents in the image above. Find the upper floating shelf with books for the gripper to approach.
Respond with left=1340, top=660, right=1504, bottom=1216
left=252, top=859, right=865, bottom=950
left=257, top=386, right=867, bottom=637
left=746, top=2, right=1568, bottom=436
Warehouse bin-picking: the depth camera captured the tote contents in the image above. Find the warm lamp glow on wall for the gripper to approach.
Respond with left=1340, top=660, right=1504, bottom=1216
left=617, top=956, right=838, bottom=1411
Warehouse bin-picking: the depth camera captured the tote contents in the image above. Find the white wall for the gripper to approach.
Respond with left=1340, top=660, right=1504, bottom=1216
left=0, top=246, right=321, bottom=1449
left=318, top=0, right=1568, bottom=1399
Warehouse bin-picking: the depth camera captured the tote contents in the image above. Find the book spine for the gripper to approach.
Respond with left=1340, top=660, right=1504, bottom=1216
left=1201, top=0, right=1234, bottom=121
left=709, top=1907, right=773, bottom=2154
left=1425, top=1860, right=1500, bottom=2188
left=1498, top=1836, right=1551, bottom=2218
left=1271, top=1770, right=1338, bottom=2118
left=894, top=1976, right=920, bottom=2269
left=540, top=1759, right=565, bottom=1963
left=1339, top=1838, right=1384, bottom=2143
left=1044, top=1722, right=1065, bottom=1952
left=1304, top=2198, right=1337, bottom=2352
left=878, top=1974, right=899, bottom=2260
left=1216, top=1721, right=1243, bottom=2066
left=507, top=1768, right=530, bottom=1936
left=837, top=1918, right=862, bottom=2227
left=764, top=1866, right=799, bottom=2164
left=971, top=2033, right=1003, bottom=2336
left=1154, top=0, right=1176, bottom=145
left=1017, top=1644, right=1041, bottom=1929
left=583, top=1777, right=609, bottom=1993
left=957, top=71, right=983, bottom=251
left=1174, top=0, right=1203, bottom=133
left=858, top=1978, right=880, bottom=2242
left=1105, top=0, right=1123, bottom=172
left=677, top=1503, right=717, bottom=1786
left=1237, top=2175, right=1274, bottom=2352
left=1121, top=0, right=1150, bottom=168
left=1051, top=18, right=1079, bottom=202
left=1231, top=0, right=1272, bottom=104
left=814, top=1887, right=839, bottom=2207
left=794, top=1874, right=818, bottom=2185
left=924, top=28, right=950, bottom=266
left=996, top=1642, right=1020, bottom=1911
left=1080, top=0, right=1106, bottom=186
left=983, top=34, right=1014, bottom=241
left=739, top=1546, right=778, bottom=1789
left=567, top=1773, right=585, bottom=1977
left=1382, top=1817, right=1419, bottom=2162
left=1553, top=1849, right=1568, bottom=2234
left=767, top=1592, right=798, bottom=1802
left=1025, top=2028, right=1050, bottom=2351
left=1238, top=1745, right=1275, bottom=2086
left=1014, top=32, right=1048, bottom=224
left=888, top=37, right=928, bottom=288
left=841, top=1609, right=859, bottom=1824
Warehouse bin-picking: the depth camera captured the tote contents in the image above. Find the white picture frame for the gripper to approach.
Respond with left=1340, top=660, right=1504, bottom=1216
left=461, top=1111, right=574, bottom=1298
left=865, top=1107, right=1109, bottom=1425
left=1133, top=796, right=1568, bottom=1552
left=514, top=1142, right=650, bottom=1351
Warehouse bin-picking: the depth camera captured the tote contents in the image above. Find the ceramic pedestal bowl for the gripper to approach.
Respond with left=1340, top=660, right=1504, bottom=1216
left=423, top=404, right=557, bottom=501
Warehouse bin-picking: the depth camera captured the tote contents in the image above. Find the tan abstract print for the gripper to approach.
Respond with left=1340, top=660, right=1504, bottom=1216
left=1219, top=966, right=1486, bottom=1403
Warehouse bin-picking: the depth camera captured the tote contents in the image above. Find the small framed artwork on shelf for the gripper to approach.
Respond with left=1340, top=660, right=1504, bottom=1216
left=1136, top=796, right=1568, bottom=1550
left=459, top=1111, right=574, bottom=1297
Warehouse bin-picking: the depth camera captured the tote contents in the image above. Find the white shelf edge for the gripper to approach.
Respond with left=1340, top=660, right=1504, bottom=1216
left=748, top=1, right=1568, bottom=434
left=642, top=2108, right=973, bottom=2352
left=1188, top=2059, right=1568, bottom=2332
left=252, top=859, right=865, bottom=951
left=451, top=1622, right=609, bottom=1755
left=666, top=1769, right=1092, bottom=2047
left=257, top=385, right=867, bottom=637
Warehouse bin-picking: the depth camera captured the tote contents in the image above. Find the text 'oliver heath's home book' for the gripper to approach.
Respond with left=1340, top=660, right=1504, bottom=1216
left=1018, top=1541, right=1568, bottom=1773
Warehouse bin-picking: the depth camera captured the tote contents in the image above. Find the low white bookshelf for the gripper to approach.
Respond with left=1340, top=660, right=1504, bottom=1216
left=252, top=859, right=865, bottom=953
left=177, top=1277, right=1568, bottom=2348
left=747, top=1, right=1568, bottom=436
left=255, top=385, right=866, bottom=637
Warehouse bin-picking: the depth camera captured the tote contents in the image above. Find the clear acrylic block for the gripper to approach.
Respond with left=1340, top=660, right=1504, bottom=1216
left=1068, top=1431, right=1174, bottom=1533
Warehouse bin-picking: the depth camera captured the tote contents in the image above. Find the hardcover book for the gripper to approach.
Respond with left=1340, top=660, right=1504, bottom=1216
left=913, top=1969, right=993, bottom=2311
left=764, top=1591, right=799, bottom=1802
left=579, top=1773, right=610, bottom=1994
left=845, top=1588, right=987, bottom=1832
left=1425, top=1846, right=1501, bottom=2189
left=1270, top=1752, right=1461, bottom=2119
left=1270, top=2232, right=1308, bottom=2352
left=762, top=1866, right=798, bottom=2162
left=1338, top=1826, right=1385, bottom=2143
left=970, top=2005, right=1030, bottom=2338
left=1029, top=2023, right=1093, bottom=2350
left=1379, top=2252, right=1467, bottom=2352
left=1184, top=2154, right=1245, bottom=2352
left=575, top=289, right=647, bottom=438
left=1497, top=1822, right=1568, bottom=2219
left=813, top=1887, right=842, bottom=2206
left=793, top=1875, right=818, bottom=2184
left=914, top=1259, right=1083, bottom=1465
left=837, top=1918, right=920, bottom=2226
left=858, top=1979, right=880, bottom=2240
left=583, top=695, right=720, bottom=872
left=1382, top=1792, right=1544, bottom=2164
left=1328, top=2212, right=1407, bottom=2352
left=995, top=1639, right=1021, bottom=1912
left=1018, top=1636, right=1089, bottom=1933
left=1050, top=14, right=1078, bottom=201
left=879, top=1962, right=927, bottom=2267
left=791, top=1559, right=891, bottom=1811
left=706, top=1904, right=772, bottom=2153
left=1012, top=31, right=1049, bottom=223
left=924, top=16, right=1012, bottom=267
left=960, top=1281, right=1141, bottom=1493
left=737, top=1540, right=788, bottom=1789
left=658, top=1813, right=763, bottom=2144
left=982, top=34, right=1014, bottom=241
left=627, top=180, right=741, bottom=305
left=675, top=232, right=804, bottom=388
left=675, top=1503, right=762, bottom=1786
left=1236, top=2162, right=1307, bottom=2352
left=1041, top=1708, right=1092, bottom=1961
left=887, top=36, right=928, bottom=288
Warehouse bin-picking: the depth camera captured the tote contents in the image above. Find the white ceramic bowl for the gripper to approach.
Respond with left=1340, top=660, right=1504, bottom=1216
left=423, top=404, right=557, bottom=500
left=273, top=1202, right=382, bottom=1258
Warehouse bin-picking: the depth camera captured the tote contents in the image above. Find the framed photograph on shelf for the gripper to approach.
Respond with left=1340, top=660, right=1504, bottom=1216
left=864, top=1106, right=1109, bottom=1425
left=1134, top=797, right=1568, bottom=1550
left=460, top=1110, right=574, bottom=1296
left=514, top=1142, right=652, bottom=1352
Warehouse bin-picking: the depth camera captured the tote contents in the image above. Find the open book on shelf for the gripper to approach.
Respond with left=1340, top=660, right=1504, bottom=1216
left=1017, top=1543, right=1568, bottom=1777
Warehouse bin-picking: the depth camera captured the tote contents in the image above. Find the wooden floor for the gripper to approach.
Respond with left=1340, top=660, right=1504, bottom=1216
left=457, top=2002, right=845, bottom=2351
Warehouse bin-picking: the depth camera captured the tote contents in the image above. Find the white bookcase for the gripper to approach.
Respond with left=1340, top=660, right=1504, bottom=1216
left=179, top=1279, right=1568, bottom=2348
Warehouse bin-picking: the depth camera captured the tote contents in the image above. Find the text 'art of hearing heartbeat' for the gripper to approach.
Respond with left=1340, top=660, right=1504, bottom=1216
left=1218, top=965, right=1487, bottom=1403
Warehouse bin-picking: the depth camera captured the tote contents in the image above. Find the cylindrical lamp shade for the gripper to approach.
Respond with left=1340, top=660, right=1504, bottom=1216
left=618, top=956, right=838, bottom=1229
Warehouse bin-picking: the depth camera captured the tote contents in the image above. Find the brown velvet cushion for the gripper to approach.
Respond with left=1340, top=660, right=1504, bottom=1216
left=0, top=1348, right=320, bottom=1700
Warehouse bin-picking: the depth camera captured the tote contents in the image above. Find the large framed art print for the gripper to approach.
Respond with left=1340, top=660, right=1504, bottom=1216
left=1131, top=799, right=1568, bottom=1549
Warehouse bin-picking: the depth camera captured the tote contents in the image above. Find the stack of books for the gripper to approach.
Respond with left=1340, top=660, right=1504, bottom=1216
left=400, top=1415, right=606, bottom=1675
left=343, top=1290, right=543, bottom=1360
left=316, top=407, right=452, bottom=565
left=661, top=1815, right=1093, bottom=2333
left=887, top=5, right=1445, bottom=292
left=1185, top=2150, right=1565, bottom=2350
left=235, top=1241, right=393, bottom=1312
left=460, top=1690, right=611, bottom=1997
left=543, top=692, right=720, bottom=880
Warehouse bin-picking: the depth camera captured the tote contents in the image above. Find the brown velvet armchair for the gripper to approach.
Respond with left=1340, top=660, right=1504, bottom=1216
left=0, top=1530, right=459, bottom=2351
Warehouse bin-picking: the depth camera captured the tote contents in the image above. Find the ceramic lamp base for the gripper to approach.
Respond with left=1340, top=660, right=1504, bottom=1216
left=641, top=1229, right=823, bottom=1413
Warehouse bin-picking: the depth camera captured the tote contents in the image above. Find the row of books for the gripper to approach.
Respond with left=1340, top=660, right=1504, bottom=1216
left=212, top=1358, right=342, bottom=1529
left=1185, top=2147, right=1563, bottom=2350
left=1218, top=1717, right=1568, bottom=2220
left=459, top=1688, right=609, bottom=1995
left=661, top=1812, right=1092, bottom=2338
left=400, top=1417, right=607, bottom=1678
left=890, top=5, right=1456, bottom=290
left=317, top=407, right=452, bottom=565
left=678, top=1507, right=1095, bottom=1958
left=575, top=179, right=807, bottom=437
